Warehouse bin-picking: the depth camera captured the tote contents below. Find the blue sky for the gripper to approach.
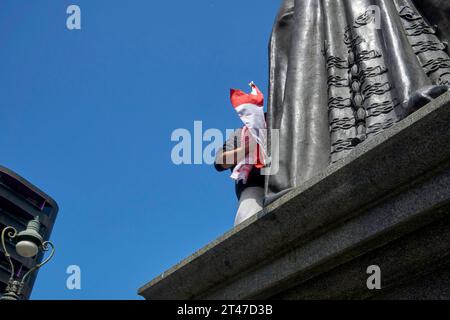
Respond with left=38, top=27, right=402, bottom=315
left=0, top=1, right=280, bottom=299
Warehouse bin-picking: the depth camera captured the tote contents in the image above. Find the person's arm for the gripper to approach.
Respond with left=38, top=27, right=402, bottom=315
left=217, top=147, right=246, bottom=170
left=215, top=129, right=248, bottom=171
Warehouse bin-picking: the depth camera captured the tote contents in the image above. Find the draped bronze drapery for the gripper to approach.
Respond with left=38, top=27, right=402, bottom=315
left=265, top=0, right=450, bottom=203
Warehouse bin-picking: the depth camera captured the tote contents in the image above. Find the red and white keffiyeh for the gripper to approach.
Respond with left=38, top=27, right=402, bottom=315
left=229, top=82, right=268, bottom=183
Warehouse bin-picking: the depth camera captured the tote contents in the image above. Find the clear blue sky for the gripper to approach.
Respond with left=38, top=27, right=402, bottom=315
left=0, top=1, right=280, bottom=299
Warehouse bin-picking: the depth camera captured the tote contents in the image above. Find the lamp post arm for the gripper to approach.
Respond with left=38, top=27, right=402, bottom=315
left=1, top=226, right=18, bottom=279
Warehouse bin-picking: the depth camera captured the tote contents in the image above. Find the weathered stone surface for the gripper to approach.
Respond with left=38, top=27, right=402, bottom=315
left=138, top=92, right=450, bottom=300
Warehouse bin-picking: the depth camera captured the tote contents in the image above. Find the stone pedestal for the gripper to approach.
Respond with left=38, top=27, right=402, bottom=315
left=139, top=92, right=450, bottom=300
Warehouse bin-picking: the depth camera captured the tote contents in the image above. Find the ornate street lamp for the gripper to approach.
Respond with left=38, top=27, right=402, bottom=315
left=0, top=216, right=55, bottom=300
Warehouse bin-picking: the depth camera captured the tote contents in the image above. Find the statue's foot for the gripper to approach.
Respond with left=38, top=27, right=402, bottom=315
left=403, top=85, right=449, bottom=117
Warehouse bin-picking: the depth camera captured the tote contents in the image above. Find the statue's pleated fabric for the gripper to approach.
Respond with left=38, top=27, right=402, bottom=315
left=266, top=0, right=450, bottom=203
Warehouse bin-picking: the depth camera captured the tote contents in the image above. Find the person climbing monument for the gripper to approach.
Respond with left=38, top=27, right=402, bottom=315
left=215, top=82, right=268, bottom=226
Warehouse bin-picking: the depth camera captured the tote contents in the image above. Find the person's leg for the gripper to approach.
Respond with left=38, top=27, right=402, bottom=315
left=234, top=187, right=264, bottom=226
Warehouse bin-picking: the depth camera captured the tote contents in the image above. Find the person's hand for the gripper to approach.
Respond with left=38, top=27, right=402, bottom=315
left=219, top=145, right=249, bottom=169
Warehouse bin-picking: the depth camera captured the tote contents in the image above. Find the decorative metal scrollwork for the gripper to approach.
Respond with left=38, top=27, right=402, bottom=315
left=411, top=41, right=447, bottom=54
left=357, top=65, right=388, bottom=84
left=327, top=75, right=349, bottom=89
left=367, top=118, right=396, bottom=135
left=366, top=99, right=401, bottom=118
left=331, top=138, right=355, bottom=155
left=361, top=82, right=392, bottom=99
left=422, top=57, right=450, bottom=75
left=326, top=56, right=348, bottom=70
left=399, top=6, right=422, bottom=21
left=330, top=118, right=355, bottom=132
left=405, top=21, right=436, bottom=36
left=328, top=96, right=352, bottom=110
left=354, top=9, right=377, bottom=28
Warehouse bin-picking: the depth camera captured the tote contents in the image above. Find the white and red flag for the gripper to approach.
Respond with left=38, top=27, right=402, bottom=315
left=229, top=82, right=268, bottom=183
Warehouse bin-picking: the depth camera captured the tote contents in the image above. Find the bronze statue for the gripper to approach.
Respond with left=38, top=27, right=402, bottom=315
left=266, top=0, right=450, bottom=202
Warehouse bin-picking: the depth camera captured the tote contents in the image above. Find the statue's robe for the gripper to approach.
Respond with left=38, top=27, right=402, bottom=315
left=266, top=0, right=450, bottom=203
